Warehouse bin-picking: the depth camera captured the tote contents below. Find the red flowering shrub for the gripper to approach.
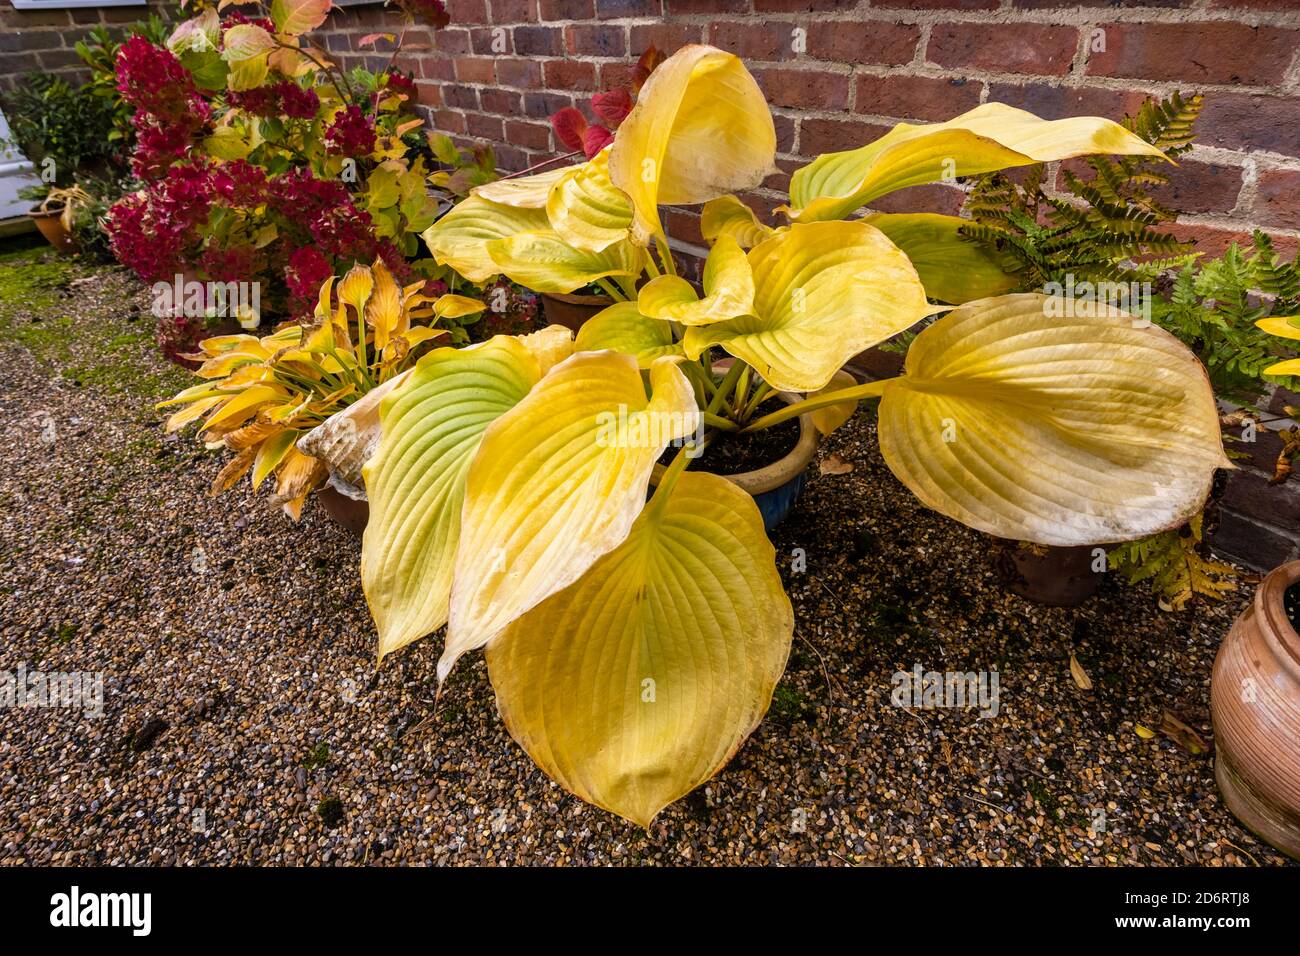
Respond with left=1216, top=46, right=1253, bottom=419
left=106, top=0, right=452, bottom=328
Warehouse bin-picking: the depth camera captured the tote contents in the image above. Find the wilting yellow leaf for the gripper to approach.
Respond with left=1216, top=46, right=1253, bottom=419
left=486, top=470, right=792, bottom=826
left=684, top=220, right=934, bottom=391
left=701, top=194, right=779, bottom=249
left=516, top=324, right=575, bottom=376
left=807, top=369, right=860, bottom=437
left=819, top=453, right=853, bottom=476
left=431, top=294, right=487, bottom=320
left=472, top=166, right=571, bottom=208
left=361, top=339, right=543, bottom=661
left=546, top=149, right=634, bottom=252
left=574, top=301, right=683, bottom=368
left=486, top=230, right=645, bottom=293
left=202, top=384, right=284, bottom=431
left=638, top=235, right=754, bottom=326
left=609, top=44, right=776, bottom=246
left=297, top=369, right=414, bottom=490
left=253, top=427, right=300, bottom=489
left=421, top=194, right=550, bottom=283
left=1264, top=358, right=1300, bottom=377
left=862, top=213, right=1020, bottom=304
left=444, top=353, right=699, bottom=680
left=366, top=259, right=405, bottom=351
left=784, top=103, right=1167, bottom=223
left=875, top=293, right=1230, bottom=546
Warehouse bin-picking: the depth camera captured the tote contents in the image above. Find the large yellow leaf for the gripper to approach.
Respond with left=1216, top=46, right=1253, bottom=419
left=421, top=195, right=550, bottom=283
left=701, top=195, right=780, bottom=249
left=361, top=339, right=544, bottom=661
left=545, top=149, right=634, bottom=253
left=486, top=230, right=645, bottom=294
left=876, top=293, right=1230, bottom=546
left=486, top=469, right=792, bottom=826
left=862, top=213, right=1020, bottom=304
left=472, top=166, right=571, bottom=208
left=638, top=234, right=754, bottom=326
left=444, top=353, right=699, bottom=680
left=784, top=103, right=1167, bottom=223
left=684, top=220, right=934, bottom=391
left=574, top=301, right=683, bottom=367
left=608, top=45, right=776, bottom=247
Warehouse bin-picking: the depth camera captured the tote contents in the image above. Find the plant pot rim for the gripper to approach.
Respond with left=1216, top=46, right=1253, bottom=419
left=1254, top=558, right=1300, bottom=675
left=28, top=206, right=65, bottom=220
left=649, top=398, right=819, bottom=496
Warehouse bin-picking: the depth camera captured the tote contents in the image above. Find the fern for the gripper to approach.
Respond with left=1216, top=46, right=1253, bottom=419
left=960, top=91, right=1204, bottom=289
left=1108, top=514, right=1237, bottom=610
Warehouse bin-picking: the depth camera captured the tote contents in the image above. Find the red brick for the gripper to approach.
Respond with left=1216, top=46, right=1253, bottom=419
left=1198, top=94, right=1300, bottom=159
left=709, top=21, right=796, bottom=61
left=496, top=145, right=532, bottom=172
left=804, top=21, right=920, bottom=67
left=876, top=0, right=995, bottom=7
left=1087, top=22, right=1300, bottom=86
left=565, top=24, right=626, bottom=57
left=416, top=82, right=443, bottom=108
left=868, top=183, right=967, bottom=216
left=454, top=57, right=496, bottom=84
left=538, top=0, right=594, bottom=19
left=755, top=68, right=850, bottom=111
left=496, top=57, right=544, bottom=88
left=490, top=0, right=538, bottom=21
left=434, top=28, right=472, bottom=54
left=629, top=22, right=704, bottom=56
left=470, top=26, right=512, bottom=55
left=799, top=118, right=889, bottom=155
left=444, top=84, right=480, bottom=110
left=596, top=0, right=660, bottom=16
left=506, top=120, right=553, bottom=150
left=929, top=23, right=1078, bottom=76
left=599, top=62, right=638, bottom=90
left=774, top=114, right=796, bottom=153
left=987, top=82, right=1150, bottom=122
left=420, top=58, right=455, bottom=82
left=665, top=208, right=706, bottom=247
left=668, top=0, right=747, bottom=12
left=856, top=74, right=981, bottom=122
left=446, top=0, right=490, bottom=23
left=481, top=88, right=523, bottom=114
left=433, top=109, right=469, bottom=134
left=513, top=25, right=564, bottom=56
left=523, top=91, right=574, bottom=119
left=544, top=59, right=598, bottom=92
left=1254, top=168, right=1300, bottom=231
left=1166, top=222, right=1255, bottom=259
left=467, top=113, right=505, bottom=140
left=755, top=0, right=857, bottom=11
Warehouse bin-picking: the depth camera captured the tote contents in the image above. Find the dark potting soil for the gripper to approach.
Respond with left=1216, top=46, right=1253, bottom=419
left=659, top=411, right=801, bottom=476
left=1285, top=582, right=1300, bottom=631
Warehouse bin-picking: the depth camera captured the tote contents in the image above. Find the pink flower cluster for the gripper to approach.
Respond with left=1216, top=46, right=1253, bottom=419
left=322, top=105, right=377, bottom=158
left=116, top=36, right=212, bottom=180
left=229, top=81, right=320, bottom=120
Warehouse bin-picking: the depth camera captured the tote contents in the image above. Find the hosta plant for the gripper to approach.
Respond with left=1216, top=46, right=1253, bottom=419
left=158, top=259, right=483, bottom=516
left=320, top=45, right=1228, bottom=825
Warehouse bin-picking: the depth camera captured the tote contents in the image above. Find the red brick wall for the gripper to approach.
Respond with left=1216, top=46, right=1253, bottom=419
left=321, top=0, right=1300, bottom=260
left=0, top=1, right=174, bottom=91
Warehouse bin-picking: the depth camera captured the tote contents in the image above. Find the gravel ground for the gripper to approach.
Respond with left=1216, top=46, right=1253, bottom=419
left=0, top=247, right=1291, bottom=866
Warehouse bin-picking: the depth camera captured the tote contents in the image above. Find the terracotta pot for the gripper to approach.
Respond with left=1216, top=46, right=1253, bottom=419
left=1211, top=559, right=1300, bottom=860
left=317, top=485, right=370, bottom=537
left=996, top=542, right=1102, bottom=606
left=28, top=207, right=77, bottom=254
left=540, top=292, right=613, bottom=332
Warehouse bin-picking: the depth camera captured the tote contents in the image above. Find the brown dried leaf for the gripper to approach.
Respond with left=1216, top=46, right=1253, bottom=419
left=1069, top=653, right=1093, bottom=691
left=1158, top=710, right=1208, bottom=755
left=819, top=453, right=853, bottom=476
